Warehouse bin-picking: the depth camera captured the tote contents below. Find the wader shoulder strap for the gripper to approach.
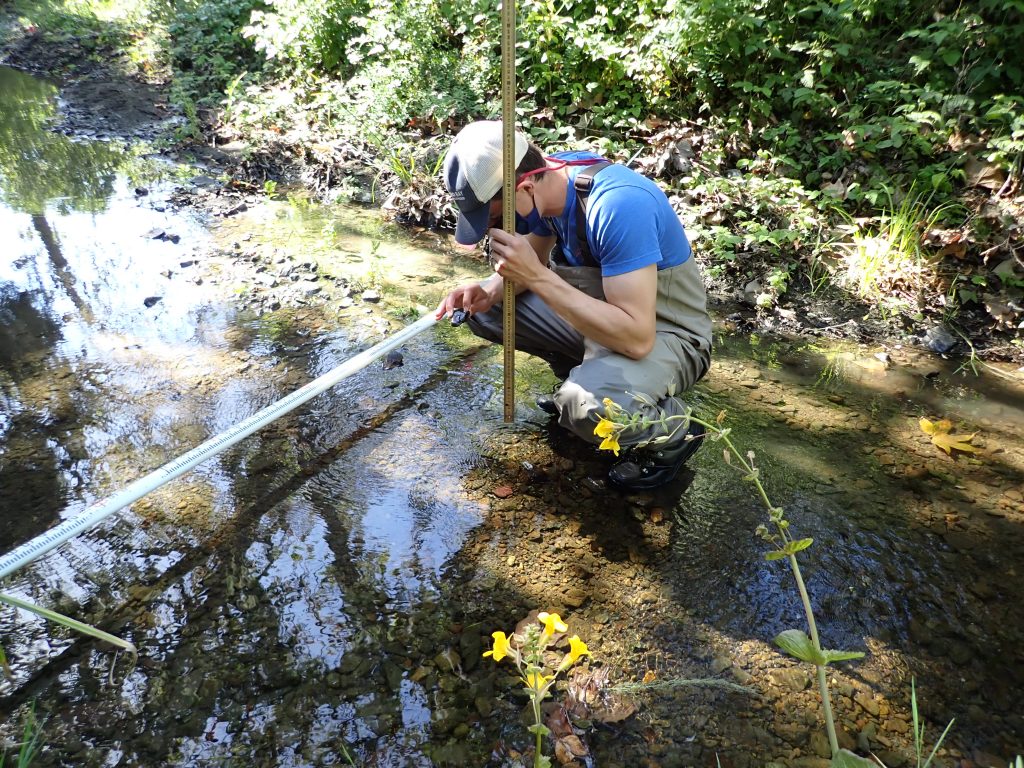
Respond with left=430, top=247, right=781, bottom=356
left=573, top=161, right=612, bottom=269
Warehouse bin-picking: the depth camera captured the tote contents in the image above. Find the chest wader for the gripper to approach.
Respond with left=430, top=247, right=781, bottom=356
left=546, top=162, right=712, bottom=461
left=549, top=161, right=611, bottom=301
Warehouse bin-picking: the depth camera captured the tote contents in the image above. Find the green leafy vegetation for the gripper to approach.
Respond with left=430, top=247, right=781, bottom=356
left=839, top=185, right=964, bottom=310
left=125, top=0, right=1022, bottom=353
left=0, top=704, right=42, bottom=768
left=2, top=0, right=1021, bottom=348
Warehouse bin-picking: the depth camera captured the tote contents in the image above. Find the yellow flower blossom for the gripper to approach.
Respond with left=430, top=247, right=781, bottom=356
left=566, top=635, right=590, bottom=664
left=598, top=433, right=621, bottom=456
left=482, top=631, right=511, bottom=662
left=525, top=671, right=551, bottom=690
left=594, top=418, right=622, bottom=455
left=537, top=611, right=568, bottom=636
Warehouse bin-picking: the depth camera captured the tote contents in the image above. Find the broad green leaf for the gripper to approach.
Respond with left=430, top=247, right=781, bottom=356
left=765, top=550, right=788, bottom=561
left=908, top=55, right=931, bottom=74
left=830, top=748, right=877, bottom=768
left=774, top=629, right=826, bottom=666
left=783, top=538, right=814, bottom=555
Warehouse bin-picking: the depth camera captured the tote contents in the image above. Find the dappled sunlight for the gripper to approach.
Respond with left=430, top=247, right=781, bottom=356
left=3, top=50, right=1022, bottom=761
left=212, top=194, right=483, bottom=305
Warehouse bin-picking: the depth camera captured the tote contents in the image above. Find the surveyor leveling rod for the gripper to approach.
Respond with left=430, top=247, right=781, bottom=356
left=0, top=312, right=439, bottom=581
left=500, top=0, right=516, bottom=422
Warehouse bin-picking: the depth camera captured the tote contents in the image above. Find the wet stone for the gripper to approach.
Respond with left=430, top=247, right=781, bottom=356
left=858, top=722, right=878, bottom=751
left=809, top=730, right=831, bottom=758
left=883, top=717, right=910, bottom=735
left=382, top=659, right=404, bottom=692
left=924, top=325, right=957, bottom=354
left=768, top=667, right=810, bottom=692
left=973, top=750, right=1011, bottom=767
left=947, top=641, right=974, bottom=666
left=777, top=721, right=808, bottom=746
left=459, top=631, right=482, bottom=671
left=474, top=696, right=493, bottom=718
left=189, top=175, right=220, bottom=188
left=732, top=666, right=753, bottom=685
left=855, top=691, right=880, bottom=716
left=434, top=648, right=461, bottom=671
left=562, top=586, right=588, bottom=608
left=791, top=758, right=831, bottom=768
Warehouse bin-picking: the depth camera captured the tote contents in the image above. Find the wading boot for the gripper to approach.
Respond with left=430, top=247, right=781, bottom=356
left=607, top=421, right=706, bottom=491
left=536, top=394, right=559, bottom=415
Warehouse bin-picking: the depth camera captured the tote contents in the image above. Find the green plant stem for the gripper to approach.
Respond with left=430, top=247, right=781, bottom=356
left=532, top=693, right=543, bottom=768
left=692, top=417, right=840, bottom=757
left=789, top=553, right=840, bottom=756
left=0, top=592, right=137, bottom=675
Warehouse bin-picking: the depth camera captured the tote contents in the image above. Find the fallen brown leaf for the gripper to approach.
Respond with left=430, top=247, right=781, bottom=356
left=920, top=417, right=981, bottom=457
left=554, top=734, right=589, bottom=765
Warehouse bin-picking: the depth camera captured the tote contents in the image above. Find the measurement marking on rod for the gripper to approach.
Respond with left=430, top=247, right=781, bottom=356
left=500, top=0, right=517, bottom=423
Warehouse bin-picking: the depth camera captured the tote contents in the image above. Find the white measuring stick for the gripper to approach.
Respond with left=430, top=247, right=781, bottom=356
left=0, top=312, right=438, bottom=581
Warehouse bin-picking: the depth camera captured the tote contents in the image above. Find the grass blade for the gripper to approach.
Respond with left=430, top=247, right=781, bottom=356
left=0, top=592, right=136, bottom=658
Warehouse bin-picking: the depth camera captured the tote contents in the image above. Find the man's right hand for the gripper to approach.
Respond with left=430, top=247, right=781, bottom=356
left=435, top=280, right=498, bottom=320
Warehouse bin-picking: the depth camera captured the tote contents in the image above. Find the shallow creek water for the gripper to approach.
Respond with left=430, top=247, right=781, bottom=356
left=1, top=64, right=1023, bottom=767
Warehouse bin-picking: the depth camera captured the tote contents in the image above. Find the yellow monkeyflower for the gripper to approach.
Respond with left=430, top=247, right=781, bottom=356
left=558, top=635, right=591, bottom=672
left=482, top=631, right=511, bottom=662
left=525, top=671, right=551, bottom=690
left=594, top=418, right=622, bottom=455
left=537, top=611, right=568, bottom=636
left=598, top=433, right=621, bottom=455
left=566, top=635, right=590, bottom=664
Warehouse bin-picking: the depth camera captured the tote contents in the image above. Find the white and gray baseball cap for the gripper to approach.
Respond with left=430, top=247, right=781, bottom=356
left=443, top=120, right=529, bottom=245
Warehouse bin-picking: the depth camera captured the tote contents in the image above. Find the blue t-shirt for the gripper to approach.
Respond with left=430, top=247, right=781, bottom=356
left=520, top=151, right=692, bottom=277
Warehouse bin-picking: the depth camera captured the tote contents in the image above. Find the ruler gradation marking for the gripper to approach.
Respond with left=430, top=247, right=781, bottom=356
left=501, top=0, right=517, bottom=423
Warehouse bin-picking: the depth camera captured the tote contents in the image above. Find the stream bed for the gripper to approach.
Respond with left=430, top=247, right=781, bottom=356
left=1, top=64, right=1023, bottom=767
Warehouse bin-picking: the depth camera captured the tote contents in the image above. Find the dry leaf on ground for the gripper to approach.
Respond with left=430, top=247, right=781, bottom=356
left=920, top=417, right=981, bottom=457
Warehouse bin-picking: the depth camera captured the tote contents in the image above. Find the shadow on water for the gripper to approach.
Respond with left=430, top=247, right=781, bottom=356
left=665, top=331, right=1024, bottom=751
left=2, top=64, right=1024, bottom=767
left=0, top=62, right=503, bottom=767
